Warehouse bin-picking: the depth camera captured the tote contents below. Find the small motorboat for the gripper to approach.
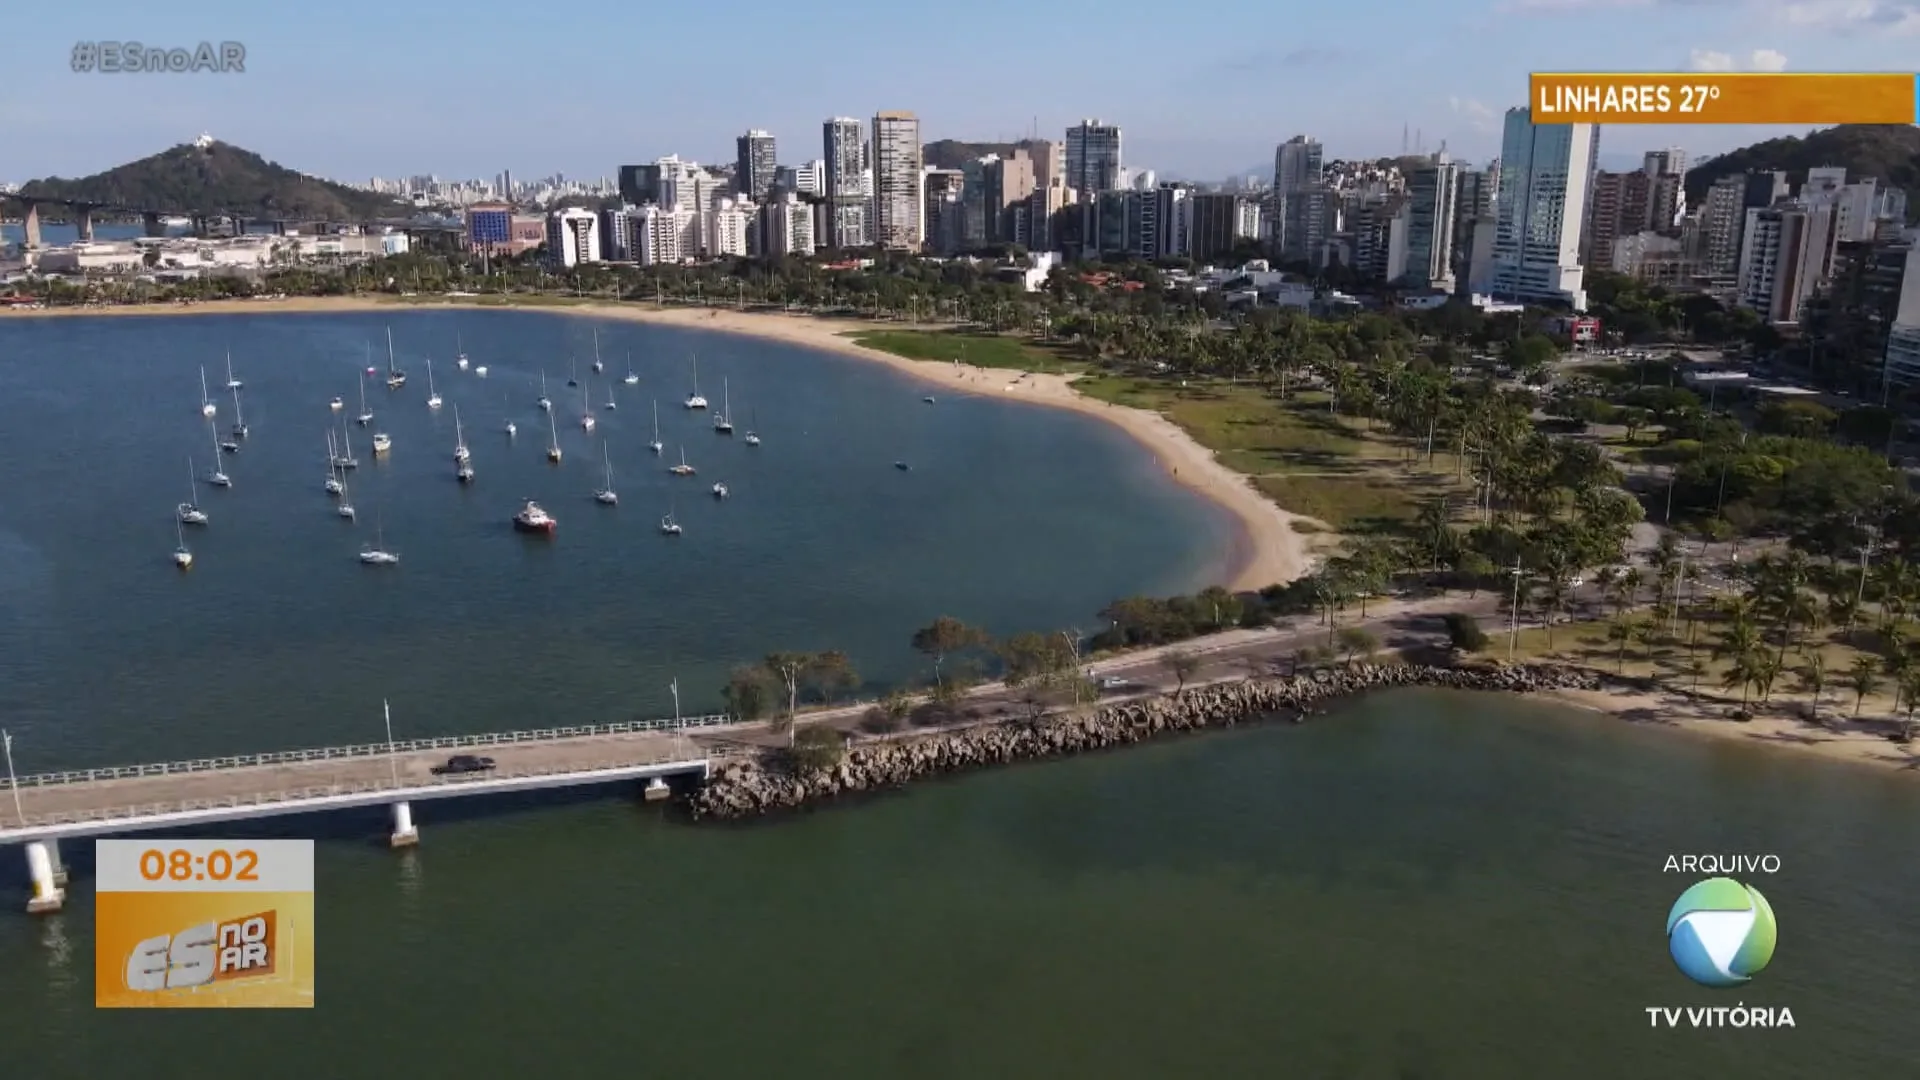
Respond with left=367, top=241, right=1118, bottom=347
left=475, top=366, right=489, bottom=378
left=595, top=488, right=618, bottom=506
left=372, top=433, right=392, bottom=455
left=359, top=548, right=400, bottom=566
left=923, top=396, right=936, bottom=404
left=895, top=461, right=911, bottom=471
left=505, top=421, right=517, bottom=437
left=330, top=397, right=344, bottom=412
left=219, top=439, right=240, bottom=454
left=712, top=483, right=729, bottom=499
left=513, top=500, right=557, bottom=533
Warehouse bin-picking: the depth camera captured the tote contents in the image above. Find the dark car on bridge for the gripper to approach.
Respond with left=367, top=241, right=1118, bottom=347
left=431, top=754, right=496, bottom=776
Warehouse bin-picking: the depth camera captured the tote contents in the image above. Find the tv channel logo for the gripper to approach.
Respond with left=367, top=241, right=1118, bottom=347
left=125, top=911, right=279, bottom=991
left=1667, top=877, right=1776, bottom=988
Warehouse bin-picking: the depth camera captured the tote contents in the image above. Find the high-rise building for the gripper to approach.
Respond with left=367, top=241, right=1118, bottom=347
left=1272, top=136, right=1323, bottom=193
left=984, top=150, right=1036, bottom=246
left=1583, top=170, right=1652, bottom=272
left=1187, top=194, right=1260, bottom=262
left=465, top=202, right=513, bottom=254
left=1737, top=202, right=1840, bottom=325
left=735, top=130, right=777, bottom=201
left=823, top=117, right=868, bottom=248
left=1271, top=136, right=1325, bottom=259
left=1487, top=107, right=1597, bottom=310
left=633, top=204, right=694, bottom=265
left=1028, top=140, right=1065, bottom=191
left=1281, top=184, right=1337, bottom=266
left=871, top=111, right=924, bottom=250
left=1065, top=120, right=1123, bottom=197
left=1403, top=155, right=1460, bottom=290
left=545, top=208, right=601, bottom=267
left=1885, top=242, right=1920, bottom=385
left=1643, top=148, right=1687, bottom=232
left=923, top=169, right=966, bottom=255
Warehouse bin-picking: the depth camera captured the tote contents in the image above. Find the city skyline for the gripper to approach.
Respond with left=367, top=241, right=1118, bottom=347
left=11, top=0, right=1916, bottom=183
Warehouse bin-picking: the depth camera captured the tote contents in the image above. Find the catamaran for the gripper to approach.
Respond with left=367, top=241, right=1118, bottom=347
left=229, top=385, right=248, bottom=439
left=173, top=519, right=194, bottom=569
left=591, top=328, right=605, bottom=374
left=178, top=457, right=209, bottom=525
left=204, top=421, right=231, bottom=486
left=224, top=349, right=243, bottom=391
left=684, top=354, right=708, bottom=409
left=668, top=446, right=695, bottom=476
left=713, top=379, right=734, bottom=434
left=744, top=408, right=761, bottom=447
left=537, top=371, right=552, bottom=412
left=356, top=364, right=375, bottom=426
left=580, top=380, right=595, bottom=432
left=456, top=333, right=469, bottom=372
left=595, top=443, right=618, bottom=505
left=199, top=366, right=217, bottom=418
left=425, top=358, right=442, bottom=410
left=648, top=400, right=664, bottom=454
left=623, top=353, right=639, bottom=385
left=384, top=327, right=407, bottom=389
left=546, top=409, right=563, bottom=464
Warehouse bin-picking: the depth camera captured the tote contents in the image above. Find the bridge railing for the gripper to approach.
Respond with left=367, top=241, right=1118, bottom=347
left=0, top=750, right=732, bottom=832
left=11, top=714, right=735, bottom=789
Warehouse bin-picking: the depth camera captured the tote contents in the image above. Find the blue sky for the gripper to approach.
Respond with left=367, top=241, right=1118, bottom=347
left=6, top=0, right=1917, bottom=184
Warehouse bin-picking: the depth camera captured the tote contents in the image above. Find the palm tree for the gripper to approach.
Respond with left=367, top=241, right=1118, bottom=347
left=1849, top=655, right=1883, bottom=717
left=1795, top=654, right=1829, bottom=724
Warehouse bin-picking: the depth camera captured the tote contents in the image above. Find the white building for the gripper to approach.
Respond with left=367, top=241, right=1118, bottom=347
left=633, top=205, right=694, bottom=265
left=546, top=208, right=601, bottom=267
left=1736, top=203, right=1838, bottom=326
left=871, top=111, right=924, bottom=250
left=1487, top=107, right=1595, bottom=310
left=1882, top=240, right=1920, bottom=384
left=759, top=193, right=816, bottom=255
left=707, top=199, right=753, bottom=258
left=824, top=117, right=869, bottom=247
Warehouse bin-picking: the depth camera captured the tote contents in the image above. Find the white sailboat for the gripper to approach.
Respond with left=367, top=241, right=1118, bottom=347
left=456, top=332, right=469, bottom=371
left=711, top=482, right=729, bottom=499
left=454, top=406, right=471, bottom=463
left=547, top=408, right=563, bottom=464
left=604, top=382, right=617, bottom=411
left=173, top=518, right=194, bottom=569
left=648, top=400, right=664, bottom=454
left=324, top=432, right=343, bottom=495
left=623, top=353, right=639, bottom=385
left=580, top=380, right=595, bottom=432
left=595, top=442, right=618, bottom=505
left=503, top=394, right=517, bottom=437
left=567, top=356, right=579, bottom=387
left=333, top=422, right=359, bottom=470
left=537, top=371, right=552, bottom=412
left=204, top=421, right=231, bottom=486
left=425, top=358, right=442, bottom=410
left=199, top=366, right=217, bottom=417
left=591, top=327, right=605, bottom=373
left=744, top=408, right=761, bottom=447
left=668, top=446, right=695, bottom=476
left=357, top=363, right=374, bottom=426
left=384, top=326, right=407, bottom=389
left=229, top=385, right=247, bottom=439
left=359, top=519, right=398, bottom=564
left=684, top=354, right=708, bottom=409
left=337, top=467, right=357, bottom=519
left=660, top=503, right=682, bottom=535
left=178, top=456, right=209, bottom=525
left=224, top=349, right=243, bottom=391
left=713, top=379, right=734, bottom=434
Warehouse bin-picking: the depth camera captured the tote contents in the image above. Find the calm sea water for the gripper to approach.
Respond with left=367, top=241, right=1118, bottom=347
left=0, top=308, right=1227, bottom=769
left=1, top=690, right=1914, bottom=1077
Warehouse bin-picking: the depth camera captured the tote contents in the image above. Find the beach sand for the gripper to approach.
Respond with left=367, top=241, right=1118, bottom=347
left=6, top=295, right=1314, bottom=590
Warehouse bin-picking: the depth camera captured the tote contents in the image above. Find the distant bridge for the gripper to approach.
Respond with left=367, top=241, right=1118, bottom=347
left=1, top=712, right=741, bottom=913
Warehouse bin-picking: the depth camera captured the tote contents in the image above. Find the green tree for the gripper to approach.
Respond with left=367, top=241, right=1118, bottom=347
left=1335, top=626, right=1380, bottom=666
left=722, top=665, right=771, bottom=720
left=788, top=726, right=846, bottom=773
left=1848, top=655, right=1882, bottom=717
left=911, top=616, right=988, bottom=691
left=1162, top=648, right=1200, bottom=695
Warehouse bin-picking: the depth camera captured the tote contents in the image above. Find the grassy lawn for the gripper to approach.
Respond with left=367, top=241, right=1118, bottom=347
left=844, top=329, right=1082, bottom=373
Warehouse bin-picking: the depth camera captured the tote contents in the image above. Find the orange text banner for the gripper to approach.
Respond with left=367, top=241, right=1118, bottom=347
left=1528, top=73, right=1916, bottom=125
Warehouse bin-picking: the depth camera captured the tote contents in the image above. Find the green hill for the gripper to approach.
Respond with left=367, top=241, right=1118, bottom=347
left=19, top=140, right=409, bottom=220
left=1684, top=124, right=1920, bottom=221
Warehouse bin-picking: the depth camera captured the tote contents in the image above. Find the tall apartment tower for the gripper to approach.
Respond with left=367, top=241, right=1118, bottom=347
left=1028, top=140, right=1065, bottom=191
left=1271, top=135, right=1325, bottom=258
left=735, top=130, right=777, bottom=201
left=1272, top=136, right=1324, bottom=192
left=1404, top=154, right=1460, bottom=290
left=984, top=150, right=1036, bottom=246
left=871, top=111, right=924, bottom=250
left=1488, top=108, right=1597, bottom=310
left=1065, top=120, right=1123, bottom=197
left=823, top=117, right=868, bottom=248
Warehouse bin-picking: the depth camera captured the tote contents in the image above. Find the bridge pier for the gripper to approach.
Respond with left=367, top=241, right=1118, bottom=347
left=143, top=212, right=164, bottom=238
left=25, top=841, right=64, bottom=914
left=192, top=215, right=209, bottom=238
left=643, top=777, right=671, bottom=802
left=74, top=208, right=94, bottom=242
left=389, top=801, right=418, bottom=848
left=20, top=201, right=41, bottom=249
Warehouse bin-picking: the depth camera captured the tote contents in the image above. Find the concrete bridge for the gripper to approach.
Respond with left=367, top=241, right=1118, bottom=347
left=1, top=712, right=738, bottom=914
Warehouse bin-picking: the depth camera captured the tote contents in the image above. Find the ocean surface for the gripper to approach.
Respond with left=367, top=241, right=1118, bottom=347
left=1, top=689, right=1915, bottom=1076
left=0, top=307, right=1228, bottom=769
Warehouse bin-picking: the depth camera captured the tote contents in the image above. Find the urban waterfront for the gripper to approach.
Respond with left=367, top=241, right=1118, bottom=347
left=1, top=690, right=1915, bottom=1076
left=0, top=308, right=1227, bottom=773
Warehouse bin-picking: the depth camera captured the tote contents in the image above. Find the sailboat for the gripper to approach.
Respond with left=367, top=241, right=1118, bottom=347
left=228, top=385, right=247, bottom=439
left=660, top=503, right=682, bottom=535
left=623, top=353, right=639, bottom=385
left=173, top=518, right=194, bottom=569
left=580, top=380, right=595, bottom=432
left=333, top=422, right=359, bottom=470
left=567, top=356, right=579, bottom=388
left=324, top=432, right=343, bottom=495
left=219, top=397, right=242, bottom=451
left=453, top=407, right=471, bottom=464
left=604, top=382, right=617, bottom=411
left=425, top=358, right=442, bottom=410
left=204, top=421, right=231, bottom=486
left=537, top=372, right=552, bottom=412
left=384, top=327, right=407, bottom=389
left=336, top=466, right=357, bottom=519
left=199, top=367, right=217, bottom=417
left=668, top=446, right=695, bottom=476
left=456, top=333, right=469, bottom=371
left=595, top=443, right=618, bottom=505
left=648, top=400, right=664, bottom=454
left=591, top=328, right=605, bottom=374
left=684, top=354, right=708, bottom=409
left=546, top=409, right=563, bottom=464
left=357, top=365, right=375, bottom=426
left=503, top=394, right=517, bottom=437
left=744, top=408, right=761, bottom=447
left=359, top=518, right=399, bottom=564
left=224, top=350, right=243, bottom=391
left=178, top=457, right=209, bottom=525
left=713, top=379, right=734, bottom=434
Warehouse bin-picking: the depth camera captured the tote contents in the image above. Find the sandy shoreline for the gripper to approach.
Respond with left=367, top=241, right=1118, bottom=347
left=5, top=295, right=1312, bottom=590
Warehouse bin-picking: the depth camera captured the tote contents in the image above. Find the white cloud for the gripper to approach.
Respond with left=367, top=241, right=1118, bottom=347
left=1687, top=47, right=1790, bottom=70
left=1776, top=0, right=1920, bottom=32
left=1449, top=96, right=1499, bottom=134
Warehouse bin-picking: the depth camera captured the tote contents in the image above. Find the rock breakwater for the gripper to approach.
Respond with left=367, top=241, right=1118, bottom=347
left=687, top=663, right=1606, bottom=821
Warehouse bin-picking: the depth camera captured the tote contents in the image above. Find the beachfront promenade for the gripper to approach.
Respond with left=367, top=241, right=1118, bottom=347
left=1, top=713, right=734, bottom=913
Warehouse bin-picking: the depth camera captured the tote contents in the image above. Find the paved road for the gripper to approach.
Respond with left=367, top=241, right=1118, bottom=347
left=2, top=593, right=1503, bottom=828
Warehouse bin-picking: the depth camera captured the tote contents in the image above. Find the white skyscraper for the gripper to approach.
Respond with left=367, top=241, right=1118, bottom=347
left=1488, top=108, right=1597, bottom=311
left=871, top=111, right=924, bottom=250
left=823, top=117, right=868, bottom=247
